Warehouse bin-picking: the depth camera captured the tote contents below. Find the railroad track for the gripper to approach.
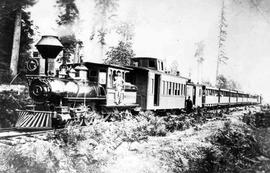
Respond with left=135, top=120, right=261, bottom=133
left=0, top=127, right=54, bottom=139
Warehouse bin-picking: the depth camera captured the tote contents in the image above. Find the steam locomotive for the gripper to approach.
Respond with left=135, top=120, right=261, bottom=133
left=16, top=35, right=138, bottom=129
left=15, top=35, right=261, bottom=129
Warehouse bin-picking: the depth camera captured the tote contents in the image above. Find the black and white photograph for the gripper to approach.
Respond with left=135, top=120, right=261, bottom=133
left=0, top=0, right=270, bottom=172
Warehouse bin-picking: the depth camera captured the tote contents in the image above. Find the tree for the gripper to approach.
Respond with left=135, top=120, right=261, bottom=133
left=216, top=74, right=240, bottom=90
left=216, top=0, right=229, bottom=84
left=116, top=21, right=134, bottom=43
left=170, top=60, right=179, bottom=75
left=194, top=40, right=205, bottom=83
left=216, top=74, right=228, bottom=89
left=56, top=0, right=80, bottom=64
left=228, top=79, right=241, bottom=90
left=58, top=35, right=77, bottom=64
left=93, top=0, right=119, bottom=59
left=202, top=80, right=213, bottom=87
left=105, top=41, right=135, bottom=66
left=0, top=0, right=35, bottom=76
left=56, top=0, right=79, bottom=26
left=10, top=8, right=21, bottom=76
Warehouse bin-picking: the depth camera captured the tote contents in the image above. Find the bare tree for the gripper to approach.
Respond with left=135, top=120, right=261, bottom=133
left=194, top=40, right=205, bottom=83
left=94, top=0, right=119, bottom=60
left=116, top=21, right=134, bottom=43
left=10, top=8, right=21, bottom=76
left=170, top=60, right=179, bottom=75
left=7, top=0, right=35, bottom=76
left=216, top=0, right=229, bottom=85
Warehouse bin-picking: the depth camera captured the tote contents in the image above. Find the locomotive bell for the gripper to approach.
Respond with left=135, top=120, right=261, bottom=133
left=35, top=35, right=63, bottom=59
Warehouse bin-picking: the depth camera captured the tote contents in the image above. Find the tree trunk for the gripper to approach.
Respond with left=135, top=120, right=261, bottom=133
left=10, top=8, right=22, bottom=76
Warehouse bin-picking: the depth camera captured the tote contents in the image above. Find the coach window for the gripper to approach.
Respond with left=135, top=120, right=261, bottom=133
left=89, top=70, right=98, bottom=82
left=142, top=59, right=147, bottom=67
left=176, top=83, right=179, bottom=95
left=112, top=70, right=117, bottom=87
left=75, top=70, right=79, bottom=77
left=122, top=72, right=125, bottom=80
left=177, top=83, right=180, bottom=96
left=166, top=81, right=168, bottom=95
left=107, top=70, right=112, bottom=87
left=177, top=84, right=179, bottom=95
left=161, top=62, right=164, bottom=71
left=175, top=83, right=177, bottom=95
left=182, top=85, right=184, bottom=95
left=199, top=89, right=202, bottom=97
left=163, top=81, right=166, bottom=95
left=174, top=83, right=177, bottom=95
left=172, top=83, right=175, bottom=95
left=99, top=70, right=107, bottom=85
left=149, top=60, right=155, bottom=68
left=169, top=82, right=172, bottom=95
left=181, top=84, right=183, bottom=95
left=151, top=79, right=154, bottom=94
left=174, top=83, right=176, bottom=95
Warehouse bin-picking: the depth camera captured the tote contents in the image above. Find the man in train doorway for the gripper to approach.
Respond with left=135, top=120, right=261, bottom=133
left=186, top=96, right=193, bottom=113
left=114, top=71, right=125, bottom=105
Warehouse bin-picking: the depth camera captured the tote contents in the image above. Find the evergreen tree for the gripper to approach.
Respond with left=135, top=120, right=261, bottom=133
left=0, top=0, right=35, bottom=78
left=216, top=74, right=240, bottom=90
left=56, top=0, right=79, bottom=64
left=105, top=41, right=135, bottom=66
left=56, top=0, right=79, bottom=25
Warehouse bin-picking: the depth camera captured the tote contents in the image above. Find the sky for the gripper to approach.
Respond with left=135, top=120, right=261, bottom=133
left=29, top=0, right=270, bottom=103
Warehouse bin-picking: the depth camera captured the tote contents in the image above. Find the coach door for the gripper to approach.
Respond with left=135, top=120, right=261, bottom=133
left=154, top=74, right=160, bottom=106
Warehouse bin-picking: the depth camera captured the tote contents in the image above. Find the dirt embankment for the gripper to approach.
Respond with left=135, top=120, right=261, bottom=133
left=0, top=107, right=266, bottom=173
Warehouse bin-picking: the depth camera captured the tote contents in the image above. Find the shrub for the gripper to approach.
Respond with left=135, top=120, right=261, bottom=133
left=189, top=121, right=261, bottom=173
left=0, top=89, right=32, bottom=128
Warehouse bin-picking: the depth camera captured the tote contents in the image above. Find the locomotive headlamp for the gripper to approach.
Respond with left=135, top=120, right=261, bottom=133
left=26, top=58, right=39, bottom=72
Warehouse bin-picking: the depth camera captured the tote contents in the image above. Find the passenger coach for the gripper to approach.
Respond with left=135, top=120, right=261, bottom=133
left=129, top=57, right=189, bottom=110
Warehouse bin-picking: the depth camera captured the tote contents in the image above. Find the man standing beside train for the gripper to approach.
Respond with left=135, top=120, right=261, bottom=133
left=114, top=71, right=125, bottom=105
left=186, top=96, right=193, bottom=113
